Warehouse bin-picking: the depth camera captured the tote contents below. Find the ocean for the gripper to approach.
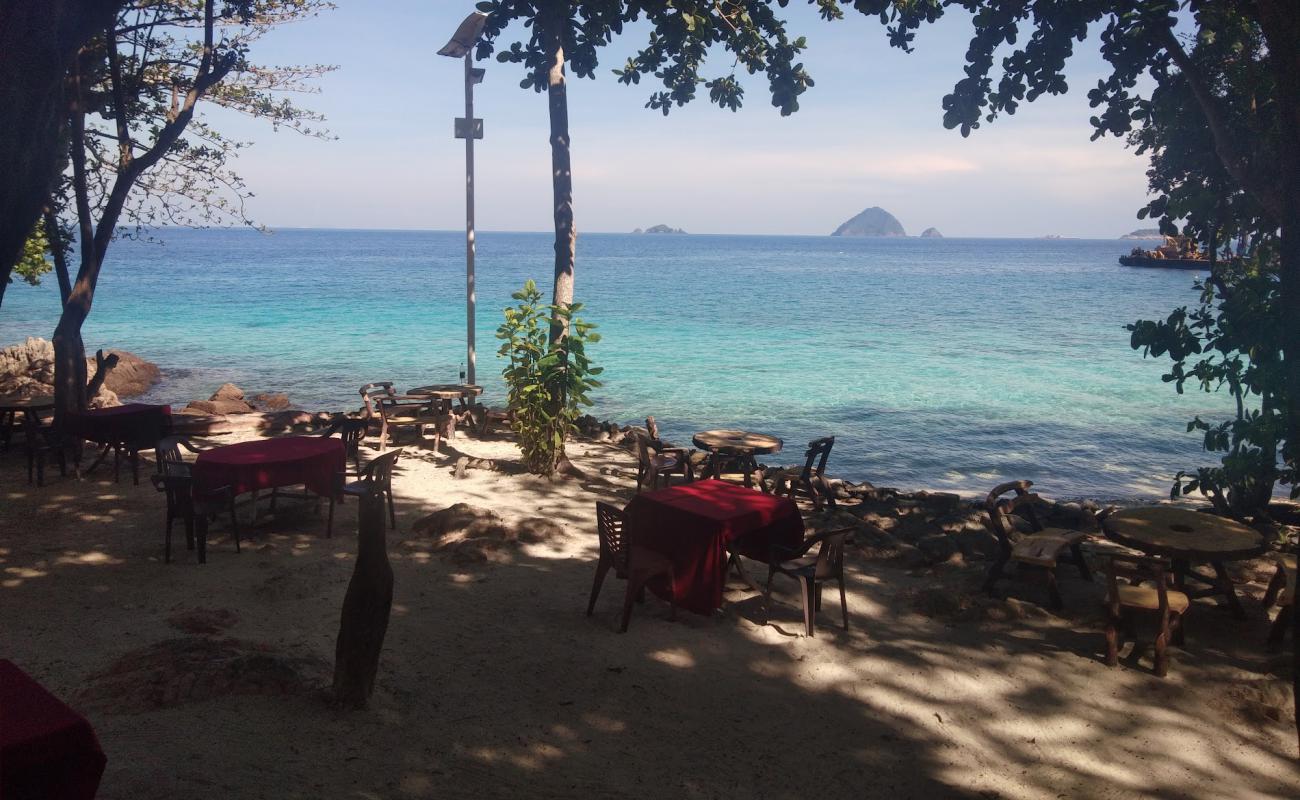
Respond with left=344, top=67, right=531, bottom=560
left=0, top=228, right=1228, bottom=499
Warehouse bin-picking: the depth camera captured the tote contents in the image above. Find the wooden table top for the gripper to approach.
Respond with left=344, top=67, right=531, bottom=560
left=0, top=394, right=54, bottom=412
left=407, top=384, right=483, bottom=399
left=692, top=429, right=783, bottom=455
left=1103, top=506, right=1266, bottom=561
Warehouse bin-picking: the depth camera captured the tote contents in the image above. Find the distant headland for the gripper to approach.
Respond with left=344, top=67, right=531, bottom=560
left=633, top=224, right=687, bottom=234
left=831, top=206, right=906, bottom=237
left=1120, top=228, right=1164, bottom=239
left=920, top=227, right=943, bottom=238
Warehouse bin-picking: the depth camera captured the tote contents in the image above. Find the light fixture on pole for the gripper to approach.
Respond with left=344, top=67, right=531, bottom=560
left=438, top=10, right=488, bottom=386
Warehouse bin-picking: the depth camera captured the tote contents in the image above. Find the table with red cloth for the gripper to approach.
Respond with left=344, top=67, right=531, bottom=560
left=0, top=660, right=106, bottom=800
left=65, top=402, right=171, bottom=447
left=192, top=436, right=345, bottom=500
left=624, top=479, right=805, bottom=615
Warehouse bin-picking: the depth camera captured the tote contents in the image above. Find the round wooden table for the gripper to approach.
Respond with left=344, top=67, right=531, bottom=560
left=692, top=429, right=783, bottom=488
left=0, top=394, right=54, bottom=450
left=407, top=384, right=483, bottom=412
left=1103, top=506, right=1267, bottom=618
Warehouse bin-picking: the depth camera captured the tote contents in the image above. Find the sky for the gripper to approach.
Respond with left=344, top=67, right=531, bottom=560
left=210, top=1, right=1159, bottom=238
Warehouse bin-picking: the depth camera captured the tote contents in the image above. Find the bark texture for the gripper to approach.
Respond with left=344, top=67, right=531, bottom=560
left=332, top=490, right=394, bottom=709
left=541, top=3, right=575, bottom=344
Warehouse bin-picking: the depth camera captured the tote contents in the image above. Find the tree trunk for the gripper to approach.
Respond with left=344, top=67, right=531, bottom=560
left=541, top=3, right=575, bottom=344
left=52, top=295, right=90, bottom=419
left=0, top=0, right=119, bottom=287
left=332, top=490, right=394, bottom=709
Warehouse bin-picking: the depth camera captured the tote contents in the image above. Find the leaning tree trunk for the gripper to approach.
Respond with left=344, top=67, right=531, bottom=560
left=541, top=4, right=575, bottom=345
left=52, top=293, right=90, bottom=419
left=332, top=490, right=394, bottom=709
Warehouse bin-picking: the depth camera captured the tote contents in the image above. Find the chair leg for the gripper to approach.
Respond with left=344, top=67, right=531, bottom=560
left=1171, top=611, right=1185, bottom=646
left=164, top=512, right=174, bottom=564
left=326, top=494, right=336, bottom=538
left=1046, top=569, right=1063, bottom=610
left=838, top=577, right=849, bottom=630
left=983, top=555, right=1008, bottom=596
left=799, top=576, right=816, bottom=637
left=764, top=567, right=777, bottom=624
left=586, top=558, right=610, bottom=616
left=1263, top=565, right=1286, bottom=609
left=1268, top=605, right=1292, bottom=651
left=620, top=578, right=640, bottom=633
left=1153, top=626, right=1170, bottom=678
left=1104, top=615, right=1120, bottom=667
left=386, top=487, right=397, bottom=530
left=195, top=515, right=208, bottom=564
left=814, top=583, right=823, bottom=612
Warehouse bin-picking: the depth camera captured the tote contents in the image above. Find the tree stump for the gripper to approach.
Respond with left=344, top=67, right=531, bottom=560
left=332, top=489, right=393, bottom=709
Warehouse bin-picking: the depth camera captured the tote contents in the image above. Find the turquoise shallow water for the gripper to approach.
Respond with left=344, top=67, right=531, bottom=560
left=0, top=228, right=1227, bottom=498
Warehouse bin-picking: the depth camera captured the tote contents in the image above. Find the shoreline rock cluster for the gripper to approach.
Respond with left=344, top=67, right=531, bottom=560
left=0, top=336, right=160, bottom=407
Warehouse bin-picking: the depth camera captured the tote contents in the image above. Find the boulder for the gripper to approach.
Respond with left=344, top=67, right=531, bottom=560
left=250, top=392, right=291, bottom=411
left=0, top=337, right=124, bottom=406
left=915, top=533, right=960, bottom=565
left=184, top=399, right=254, bottom=415
left=210, top=383, right=245, bottom=402
left=411, top=503, right=511, bottom=542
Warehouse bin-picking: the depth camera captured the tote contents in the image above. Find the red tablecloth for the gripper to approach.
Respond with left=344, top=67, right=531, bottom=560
left=0, top=660, right=106, bottom=800
left=65, top=403, right=171, bottom=447
left=191, top=436, right=344, bottom=498
left=624, top=479, right=804, bottom=615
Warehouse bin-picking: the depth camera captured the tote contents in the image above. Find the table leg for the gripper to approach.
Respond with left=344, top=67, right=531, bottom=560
left=1211, top=560, right=1248, bottom=619
left=1171, top=558, right=1190, bottom=592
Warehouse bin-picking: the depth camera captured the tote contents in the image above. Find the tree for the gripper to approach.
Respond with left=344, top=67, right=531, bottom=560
left=0, top=0, right=121, bottom=294
left=476, top=0, right=816, bottom=342
left=50, top=0, right=332, bottom=416
left=835, top=0, right=1298, bottom=753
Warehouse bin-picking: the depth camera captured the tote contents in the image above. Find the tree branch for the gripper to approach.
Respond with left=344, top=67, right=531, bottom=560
left=105, top=24, right=132, bottom=168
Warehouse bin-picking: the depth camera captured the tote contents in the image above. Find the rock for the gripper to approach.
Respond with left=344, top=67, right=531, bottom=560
left=0, top=336, right=123, bottom=406
left=210, top=383, right=245, bottom=402
left=250, top=392, right=291, bottom=411
left=920, top=227, right=944, bottom=238
left=514, top=517, right=565, bottom=543
left=184, top=399, right=254, bottom=415
left=916, top=534, right=960, bottom=565
left=411, top=503, right=511, bottom=542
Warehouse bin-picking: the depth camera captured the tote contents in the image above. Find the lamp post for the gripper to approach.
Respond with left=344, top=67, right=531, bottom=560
left=438, top=11, right=488, bottom=386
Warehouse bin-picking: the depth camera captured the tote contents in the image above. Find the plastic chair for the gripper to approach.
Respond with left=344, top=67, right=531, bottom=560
left=328, top=449, right=401, bottom=536
left=764, top=527, right=853, bottom=637
left=588, top=502, right=676, bottom=632
left=768, top=436, right=836, bottom=510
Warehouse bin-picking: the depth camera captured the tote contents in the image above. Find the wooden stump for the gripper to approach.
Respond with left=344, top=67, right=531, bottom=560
left=332, top=489, right=393, bottom=709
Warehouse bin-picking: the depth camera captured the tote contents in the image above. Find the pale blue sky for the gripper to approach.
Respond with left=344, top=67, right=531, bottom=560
left=212, top=2, right=1157, bottom=238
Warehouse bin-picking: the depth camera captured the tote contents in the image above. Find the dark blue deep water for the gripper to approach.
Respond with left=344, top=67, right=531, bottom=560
left=0, top=228, right=1229, bottom=498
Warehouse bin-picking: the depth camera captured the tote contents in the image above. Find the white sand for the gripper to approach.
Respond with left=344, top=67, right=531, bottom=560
left=0, top=426, right=1296, bottom=799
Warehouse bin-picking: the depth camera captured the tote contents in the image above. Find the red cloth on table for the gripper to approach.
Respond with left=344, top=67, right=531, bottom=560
left=191, top=436, right=344, bottom=499
left=65, top=403, right=171, bottom=447
left=0, top=660, right=106, bottom=800
left=624, top=479, right=805, bottom=615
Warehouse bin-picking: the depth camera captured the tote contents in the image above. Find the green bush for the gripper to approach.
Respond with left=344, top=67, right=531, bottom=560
left=496, top=279, right=602, bottom=476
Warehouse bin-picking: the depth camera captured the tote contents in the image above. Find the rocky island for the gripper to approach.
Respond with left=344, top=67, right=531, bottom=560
left=1121, top=228, right=1164, bottom=239
left=920, top=227, right=943, bottom=238
left=633, top=224, right=687, bottom=234
left=831, top=206, right=906, bottom=237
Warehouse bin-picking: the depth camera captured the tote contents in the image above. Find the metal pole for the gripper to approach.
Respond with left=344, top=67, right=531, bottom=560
left=463, top=52, right=477, bottom=386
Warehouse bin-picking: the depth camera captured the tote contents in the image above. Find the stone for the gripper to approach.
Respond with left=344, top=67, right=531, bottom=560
left=0, top=337, right=123, bottom=406
left=916, top=534, right=960, bottom=565
left=210, top=383, right=245, bottom=402
left=411, top=503, right=511, bottom=542
left=514, top=517, right=565, bottom=543
left=184, top=399, right=254, bottom=415
left=250, top=392, right=291, bottom=411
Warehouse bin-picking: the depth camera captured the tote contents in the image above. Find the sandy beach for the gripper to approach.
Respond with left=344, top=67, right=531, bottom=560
left=1, top=422, right=1296, bottom=800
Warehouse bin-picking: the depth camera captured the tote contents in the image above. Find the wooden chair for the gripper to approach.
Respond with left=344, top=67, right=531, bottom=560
left=23, top=412, right=67, bottom=486
left=359, top=382, right=434, bottom=451
left=1104, top=554, right=1189, bottom=677
left=983, top=480, right=1093, bottom=609
left=318, top=415, right=367, bottom=472
left=633, top=432, right=692, bottom=492
left=764, top=527, right=853, bottom=637
left=151, top=437, right=238, bottom=563
left=328, top=449, right=401, bottom=536
left=587, top=502, right=676, bottom=632
left=1263, top=552, right=1296, bottom=650
left=767, top=436, right=835, bottom=510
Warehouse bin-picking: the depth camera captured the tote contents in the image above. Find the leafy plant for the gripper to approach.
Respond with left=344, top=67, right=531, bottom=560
left=10, top=224, right=51, bottom=288
left=496, top=279, right=602, bottom=476
left=1128, top=251, right=1291, bottom=519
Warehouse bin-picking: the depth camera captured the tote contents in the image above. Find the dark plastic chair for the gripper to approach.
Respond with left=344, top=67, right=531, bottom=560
left=588, top=502, right=676, bottom=632
left=24, top=412, right=67, bottom=486
left=151, top=436, right=238, bottom=563
left=764, top=527, right=853, bottom=637
left=328, top=449, right=401, bottom=536
left=318, top=415, right=367, bottom=471
left=1104, top=554, right=1188, bottom=677
left=769, top=436, right=836, bottom=510
left=633, top=432, right=692, bottom=492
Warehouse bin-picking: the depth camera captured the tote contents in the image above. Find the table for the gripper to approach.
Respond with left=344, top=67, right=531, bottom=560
left=0, top=660, right=106, bottom=800
left=407, top=384, right=483, bottom=414
left=1103, top=506, right=1267, bottom=618
left=66, top=402, right=172, bottom=484
left=0, top=394, right=54, bottom=450
left=624, top=479, right=804, bottom=614
left=192, top=436, right=344, bottom=499
left=692, top=429, right=783, bottom=488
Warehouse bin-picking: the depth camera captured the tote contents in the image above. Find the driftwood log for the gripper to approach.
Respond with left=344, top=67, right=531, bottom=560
left=85, top=348, right=119, bottom=399
left=332, top=490, right=393, bottom=708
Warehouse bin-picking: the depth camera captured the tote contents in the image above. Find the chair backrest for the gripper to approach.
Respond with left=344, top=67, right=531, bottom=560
left=799, top=436, right=835, bottom=481
left=358, top=449, right=401, bottom=491
left=154, top=436, right=194, bottom=477
left=633, top=432, right=655, bottom=466
left=1105, top=553, right=1174, bottom=611
left=813, top=528, right=849, bottom=579
left=595, top=501, right=630, bottom=576
left=359, top=382, right=396, bottom=417
left=645, top=416, right=660, bottom=443
left=984, top=480, right=1046, bottom=549
left=322, top=415, right=367, bottom=453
